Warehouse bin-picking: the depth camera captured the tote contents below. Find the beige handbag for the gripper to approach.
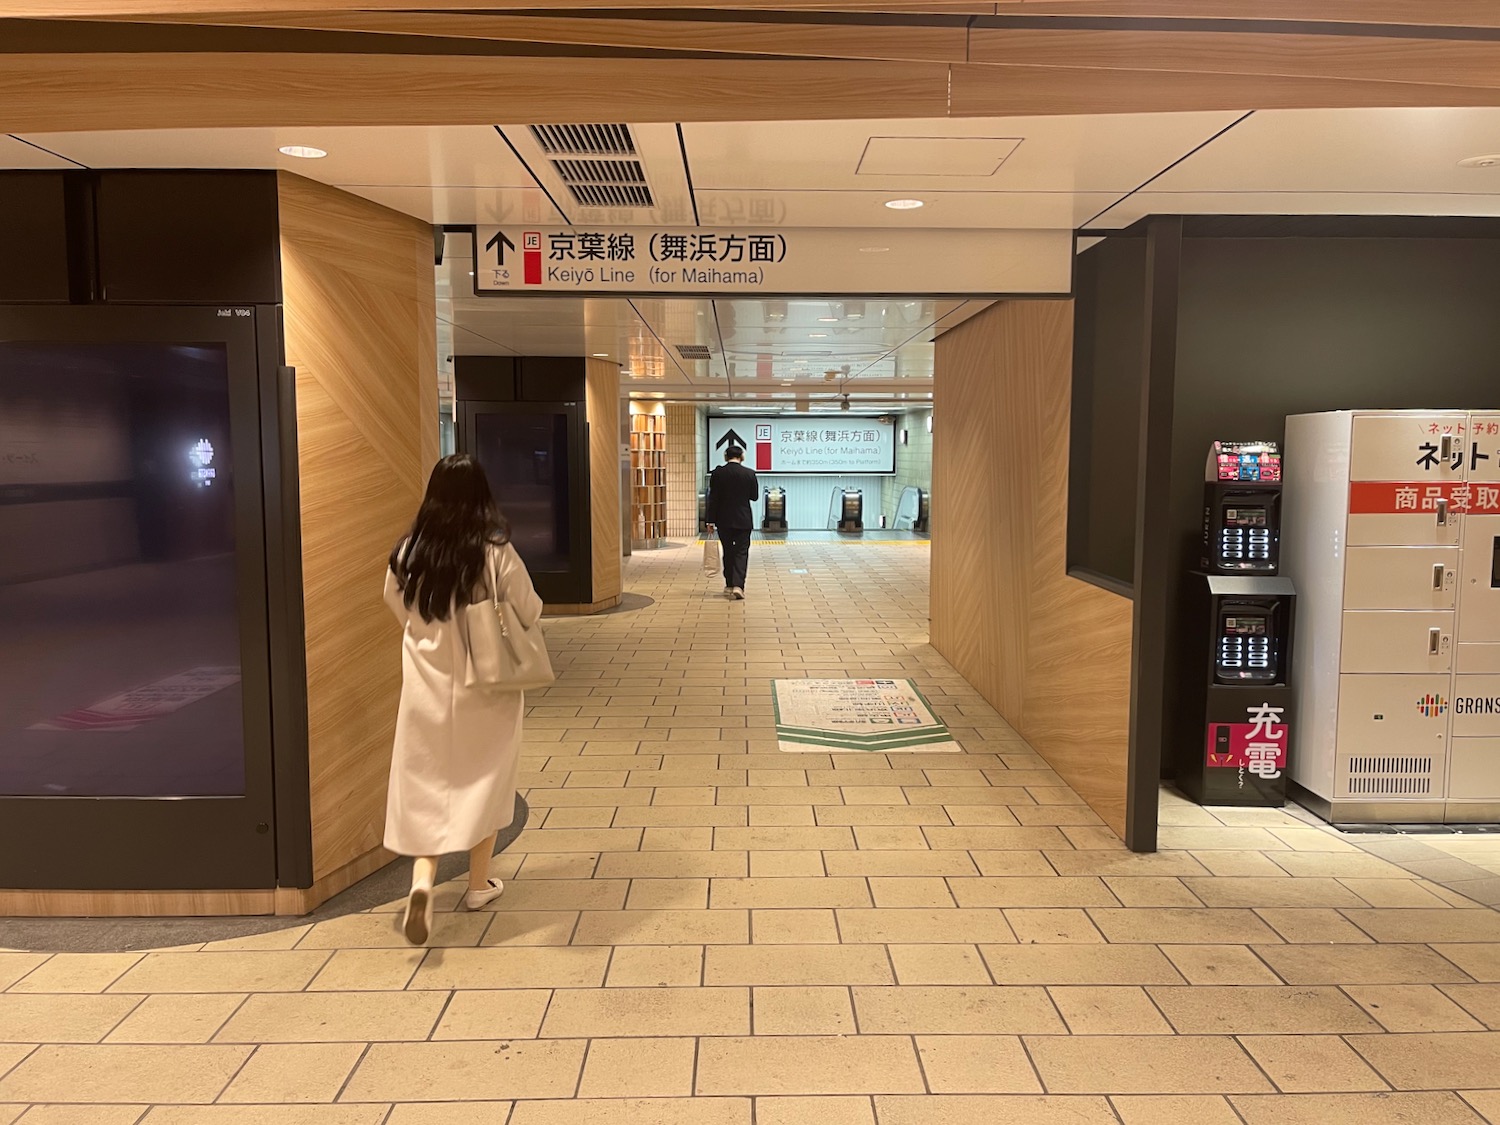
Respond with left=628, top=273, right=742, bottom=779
left=703, top=532, right=721, bottom=578
left=464, top=549, right=555, bottom=692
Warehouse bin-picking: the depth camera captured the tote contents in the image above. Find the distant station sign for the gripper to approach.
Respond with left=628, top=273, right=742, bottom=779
left=471, top=225, right=1071, bottom=297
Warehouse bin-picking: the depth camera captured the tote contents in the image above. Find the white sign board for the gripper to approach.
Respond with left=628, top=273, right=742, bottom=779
left=472, top=226, right=1071, bottom=297
left=773, top=678, right=961, bottom=753
left=708, top=416, right=895, bottom=475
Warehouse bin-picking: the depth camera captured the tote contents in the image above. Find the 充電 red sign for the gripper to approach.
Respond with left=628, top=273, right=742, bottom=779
left=1205, top=703, right=1287, bottom=781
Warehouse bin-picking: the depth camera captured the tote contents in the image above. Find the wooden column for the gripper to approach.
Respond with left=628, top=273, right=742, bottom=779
left=931, top=300, right=1135, bottom=840
left=276, top=172, right=438, bottom=910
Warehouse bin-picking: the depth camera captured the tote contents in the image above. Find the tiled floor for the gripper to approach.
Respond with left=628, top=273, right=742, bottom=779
left=5, top=540, right=1500, bottom=1124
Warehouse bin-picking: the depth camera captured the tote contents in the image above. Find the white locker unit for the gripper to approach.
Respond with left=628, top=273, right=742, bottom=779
left=1283, top=409, right=1500, bottom=823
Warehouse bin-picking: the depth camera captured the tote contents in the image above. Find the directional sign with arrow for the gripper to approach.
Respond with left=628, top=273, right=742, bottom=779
left=715, top=428, right=747, bottom=452
left=485, top=229, right=515, bottom=266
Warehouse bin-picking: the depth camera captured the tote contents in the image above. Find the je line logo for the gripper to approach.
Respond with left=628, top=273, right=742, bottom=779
left=1417, top=693, right=1449, bottom=718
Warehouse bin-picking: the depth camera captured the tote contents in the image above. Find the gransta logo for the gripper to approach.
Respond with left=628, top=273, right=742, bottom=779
left=1454, top=696, right=1500, bottom=715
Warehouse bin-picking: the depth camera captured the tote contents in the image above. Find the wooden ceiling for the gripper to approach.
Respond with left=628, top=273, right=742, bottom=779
left=3, top=1, right=1500, bottom=131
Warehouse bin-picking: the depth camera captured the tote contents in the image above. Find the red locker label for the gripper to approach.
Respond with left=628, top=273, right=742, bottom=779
left=1350, top=481, right=1500, bottom=514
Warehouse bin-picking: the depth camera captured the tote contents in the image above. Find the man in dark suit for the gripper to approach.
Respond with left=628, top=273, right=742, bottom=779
left=705, top=445, right=760, bottom=601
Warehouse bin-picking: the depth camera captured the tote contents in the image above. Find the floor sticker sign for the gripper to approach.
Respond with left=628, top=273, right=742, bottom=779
left=31, top=667, right=241, bottom=731
left=773, top=678, right=960, bottom=753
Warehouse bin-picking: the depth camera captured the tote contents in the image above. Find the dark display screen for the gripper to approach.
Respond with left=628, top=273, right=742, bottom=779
left=0, top=342, right=245, bottom=797
left=1224, top=507, right=1268, bottom=527
left=1224, top=616, right=1269, bottom=636
left=474, top=411, right=572, bottom=573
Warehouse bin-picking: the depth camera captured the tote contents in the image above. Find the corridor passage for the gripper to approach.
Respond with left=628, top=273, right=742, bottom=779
left=4, top=541, right=1500, bottom=1124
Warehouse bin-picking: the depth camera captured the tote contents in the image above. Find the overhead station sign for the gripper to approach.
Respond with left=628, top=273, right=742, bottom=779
left=472, top=225, right=1071, bottom=297
left=709, top=416, right=895, bottom=475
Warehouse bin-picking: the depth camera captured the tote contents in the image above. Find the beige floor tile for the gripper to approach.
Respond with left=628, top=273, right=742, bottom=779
left=1190, top=852, right=1294, bottom=878
left=825, top=853, right=977, bottom=878
left=409, top=946, right=610, bottom=990
left=1230, top=1091, right=1488, bottom=1125
left=1183, top=878, right=1367, bottom=909
left=1158, top=827, right=1288, bottom=852
left=710, top=877, right=870, bottom=909
left=1461, top=1091, right=1500, bottom=1122
left=301, top=912, right=492, bottom=951
left=981, top=944, right=1184, bottom=985
left=8, top=955, right=143, bottom=994
left=756, top=1096, right=874, bottom=1125
left=1268, top=853, right=1411, bottom=880
left=1342, top=880, right=1452, bottom=908
left=492, top=880, right=630, bottom=913
left=572, top=909, right=748, bottom=946
left=343, top=1040, right=587, bottom=1101
left=968, top=852, right=1059, bottom=877
left=1256, top=944, right=1472, bottom=985
left=872, top=1094, right=1120, bottom=1125
left=220, top=1042, right=363, bottom=1103
left=1431, top=944, right=1500, bottom=982
left=1045, top=852, right=1210, bottom=878
left=753, top=986, right=856, bottom=1034
left=613, top=807, right=748, bottom=828
left=705, top=945, right=893, bottom=986
left=836, top=908, right=1014, bottom=945
left=852, top=985, right=1064, bottom=1034
left=916, top=1035, right=1042, bottom=1094
left=922, top=827, right=1070, bottom=851
left=0, top=955, right=47, bottom=991
left=695, top=1035, right=924, bottom=1095
left=430, top=989, right=553, bottom=1039
left=1338, top=909, right=1500, bottom=944
left=0, top=995, right=138, bottom=1043
left=103, top=994, right=245, bottom=1043
left=1240, top=1035, right=1389, bottom=1093
left=606, top=946, right=704, bottom=987
left=713, top=827, right=856, bottom=852
left=506, top=828, right=643, bottom=853
left=1088, top=908, right=1282, bottom=945
left=595, top=852, right=747, bottom=879
left=1162, top=946, right=1282, bottom=985
left=815, top=806, right=950, bottom=827
left=1026, top=1035, right=1273, bottom=1094
left=1111, top=1095, right=1244, bottom=1124
left=543, top=807, right=617, bottom=829
left=384, top=1105, right=516, bottom=1125
left=1103, top=878, right=1204, bottom=908
left=307, top=949, right=424, bottom=991
left=108, top=952, right=329, bottom=994
left=641, top=828, right=718, bottom=851
left=202, top=926, right=314, bottom=952
left=516, top=852, right=604, bottom=880
left=749, top=851, right=826, bottom=878
left=888, top=945, right=992, bottom=985
left=1440, top=983, right=1500, bottom=1030
left=1004, top=908, right=1107, bottom=945
left=751, top=909, right=841, bottom=945
left=717, top=786, right=845, bottom=806
left=578, top=1037, right=695, bottom=1098
left=481, top=911, right=581, bottom=947
left=870, top=878, right=957, bottom=908
left=542, top=986, right=749, bottom=1038
left=628, top=878, right=710, bottom=910
left=507, top=1097, right=751, bottom=1125
left=948, top=877, right=1116, bottom=909
left=1255, top=909, right=1374, bottom=944
left=1049, top=986, right=1173, bottom=1034
left=1350, top=1032, right=1500, bottom=1090
left=0, top=1044, right=250, bottom=1103
left=850, top=826, right=935, bottom=850
left=1148, top=985, right=1378, bottom=1034
left=1344, top=985, right=1486, bottom=1032
left=142, top=1111, right=389, bottom=1125
left=15, top=1108, right=149, bottom=1125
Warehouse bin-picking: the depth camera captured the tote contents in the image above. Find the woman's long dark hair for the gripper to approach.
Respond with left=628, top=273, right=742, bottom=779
left=390, top=453, right=511, bottom=623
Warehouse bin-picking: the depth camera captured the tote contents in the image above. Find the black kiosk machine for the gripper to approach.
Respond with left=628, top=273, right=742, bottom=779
left=1179, top=441, right=1298, bottom=807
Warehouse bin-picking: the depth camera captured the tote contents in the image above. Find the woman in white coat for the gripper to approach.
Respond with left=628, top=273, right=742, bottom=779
left=384, top=453, right=543, bottom=945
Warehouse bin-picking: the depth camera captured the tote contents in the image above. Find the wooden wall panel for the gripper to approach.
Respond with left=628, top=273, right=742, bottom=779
left=587, top=358, right=623, bottom=611
left=278, top=172, right=438, bottom=883
left=931, top=300, right=1134, bottom=838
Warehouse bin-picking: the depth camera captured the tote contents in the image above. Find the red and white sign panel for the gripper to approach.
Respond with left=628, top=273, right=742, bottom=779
left=708, top=417, right=895, bottom=475
left=1205, top=703, right=1288, bottom=779
left=1350, top=481, right=1500, bottom=514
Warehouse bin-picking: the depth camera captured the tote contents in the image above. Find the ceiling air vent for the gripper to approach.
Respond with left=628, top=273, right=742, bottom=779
left=528, top=124, right=655, bottom=209
left=675, top=344, right=713, bottom=361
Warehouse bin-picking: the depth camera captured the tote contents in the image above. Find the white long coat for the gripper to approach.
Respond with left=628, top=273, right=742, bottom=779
left=383, top=542, right=543, bottom=856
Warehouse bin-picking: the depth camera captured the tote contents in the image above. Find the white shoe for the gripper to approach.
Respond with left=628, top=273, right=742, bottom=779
left=732, top=588, right=745, bottom=600
left=461, top=878, right=505, bottom=911
left=402, top=883, right=434, bottom=945
left=724, top=588, right=735, bottom=599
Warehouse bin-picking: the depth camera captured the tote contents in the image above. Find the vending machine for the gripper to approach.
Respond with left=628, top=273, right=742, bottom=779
left=1180, top=441, right=1296, bottom=806
left=762, top=488, right=788, bottom=532
left=1282, top=410, right=1500, bottom=823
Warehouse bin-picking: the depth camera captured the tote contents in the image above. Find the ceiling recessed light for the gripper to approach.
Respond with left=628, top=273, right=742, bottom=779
left=809, top=333, right=828, bottom=338
left=592, top=353, right=610, bottom=358
left=278, top=145, right=327, bottom=159
left=859, top=246, right=891, bottom=254
left=818, top=316, right=838, bottom=322
left=884, top=199, right=924, bottom=210
left=1458, top=155, right=1500, bottom=168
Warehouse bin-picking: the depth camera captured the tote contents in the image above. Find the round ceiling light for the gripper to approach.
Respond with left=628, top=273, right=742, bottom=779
left=278, top=145, right=328, bottom=159
left=1458, top=155, right=1500, bottom=168
left=884, top=198, right=924, bottom=210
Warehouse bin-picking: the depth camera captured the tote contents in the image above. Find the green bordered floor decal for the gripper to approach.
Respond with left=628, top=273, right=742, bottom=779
left=772, top=678, right=961, bottom=753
